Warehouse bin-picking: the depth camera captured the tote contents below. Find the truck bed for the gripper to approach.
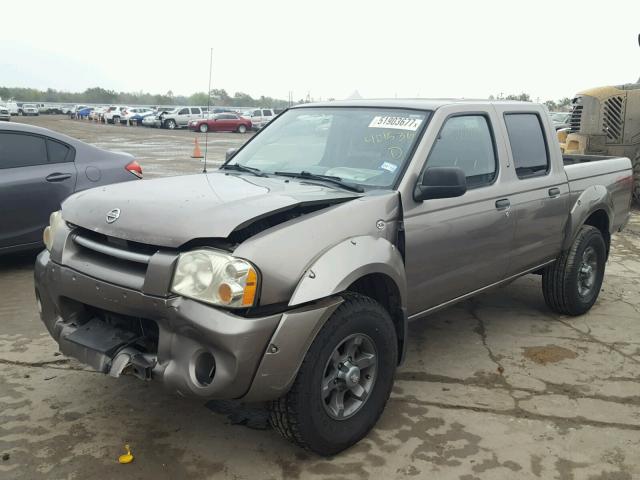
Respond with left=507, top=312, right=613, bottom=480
left=563, top=154, right=632, bottom=182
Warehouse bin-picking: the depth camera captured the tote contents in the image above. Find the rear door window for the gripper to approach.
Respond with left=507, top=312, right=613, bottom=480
left=262, top=110, right=272, bottom=116
left=504, top=113, right=549, bottom=178
left=425, top=115, right=497, bottom=188
left=46, top=139, right=73, bottom=163
left=190, top=108, right=201, bottom=115
left=0, top=132, right=48, bottom=168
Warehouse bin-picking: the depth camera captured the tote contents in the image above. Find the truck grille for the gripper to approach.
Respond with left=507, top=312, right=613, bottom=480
left=69, top=228, right=161, bottom=290
left=569, top=99, right=583, bottom=132
left=602, top=96, right=624, bottom=142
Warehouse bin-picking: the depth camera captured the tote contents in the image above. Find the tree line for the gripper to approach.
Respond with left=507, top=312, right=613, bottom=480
left=0, top=86, right=291, bottom=108
left=488, top=92, right=573, bottom=111
left=0, top=86, right=574, bottom=111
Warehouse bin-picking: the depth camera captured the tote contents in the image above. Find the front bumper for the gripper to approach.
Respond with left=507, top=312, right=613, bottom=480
left=34, top=250, right=340, bottom=401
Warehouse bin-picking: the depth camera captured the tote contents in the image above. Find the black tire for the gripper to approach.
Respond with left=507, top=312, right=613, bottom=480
left=237, top=124, right=247, bottom=134
left=269, top=293, right=397, bottom=456
left=199, top=123, right=208, bottom=133
left=165, top=119, right=176, bottom=130
left=542, top=225, right=606, bottom=316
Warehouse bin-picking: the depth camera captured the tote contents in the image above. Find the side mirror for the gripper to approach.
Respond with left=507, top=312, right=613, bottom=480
left=225, top=148, right=238, bottom=161
left=414, top=167, right=467, bottom=201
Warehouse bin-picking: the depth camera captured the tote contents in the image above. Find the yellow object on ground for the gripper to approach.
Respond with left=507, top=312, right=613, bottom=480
left=118, top=444, right=134, bottom=464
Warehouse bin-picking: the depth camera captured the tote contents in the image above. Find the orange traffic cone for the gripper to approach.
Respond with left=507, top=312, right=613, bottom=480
left=191, top=137, right=204, bottom=159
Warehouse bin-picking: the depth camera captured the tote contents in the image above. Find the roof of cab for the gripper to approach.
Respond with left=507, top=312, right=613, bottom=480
left=292, top=98, right=539, bottom=110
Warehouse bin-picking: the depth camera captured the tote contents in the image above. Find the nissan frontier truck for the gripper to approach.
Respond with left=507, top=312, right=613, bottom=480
left=35, top=99, right=633, bottom=455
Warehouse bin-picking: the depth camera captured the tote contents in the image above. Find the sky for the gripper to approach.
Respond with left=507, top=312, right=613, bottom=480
left=2, top=0, right=639, bottom=102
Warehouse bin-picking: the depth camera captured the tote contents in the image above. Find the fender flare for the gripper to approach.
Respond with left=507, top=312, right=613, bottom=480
left=288, top=235, right=407, bottom=309
left=562, top=185, right=613, bottom=251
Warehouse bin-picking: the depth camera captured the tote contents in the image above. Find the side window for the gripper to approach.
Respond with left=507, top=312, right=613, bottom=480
left=262, top=110, right=272, bottom=116
left=47, top=139, right=72, bottom=163
left=190, top=108, right=201, bottom=115
left=0, top=133, right=48, bottom=169
left=253, top=110, right=261, bottom=116
left=178, top=108, right=189, bottom=115
left=504, top=113, right=549, bottom=178
left=426, top=115, right=497, bottom=188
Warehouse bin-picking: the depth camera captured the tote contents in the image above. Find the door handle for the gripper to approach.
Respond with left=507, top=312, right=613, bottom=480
left=548, top=187, right=561, bottom=197
left=495, top=199, right=510, bottom=210
left=45, top=173, right=72, bottom=182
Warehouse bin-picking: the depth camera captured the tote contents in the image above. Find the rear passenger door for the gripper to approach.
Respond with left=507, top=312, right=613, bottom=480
left=403, top=108, right=515, bottom=315
left=0, top=132, right=77, bottom=249
left=190, top=107, right=202, bottom=123
left=176, top=108, right=191, bottom=127
left=495, top=106, right=569, bottom=274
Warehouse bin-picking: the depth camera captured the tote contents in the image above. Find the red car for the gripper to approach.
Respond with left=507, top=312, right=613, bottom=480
left=189, top=113, right=252, bottom=133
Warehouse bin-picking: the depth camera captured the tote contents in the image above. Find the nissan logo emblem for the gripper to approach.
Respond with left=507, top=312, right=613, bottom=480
left=106, top=208, right=121, bottom=224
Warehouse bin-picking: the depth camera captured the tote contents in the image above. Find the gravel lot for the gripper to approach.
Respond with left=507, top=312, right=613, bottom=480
left=1, top=116, right=639, bottom=479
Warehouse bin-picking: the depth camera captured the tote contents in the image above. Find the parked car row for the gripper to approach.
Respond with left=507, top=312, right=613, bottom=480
left=68, top=103, right=283, bottom=132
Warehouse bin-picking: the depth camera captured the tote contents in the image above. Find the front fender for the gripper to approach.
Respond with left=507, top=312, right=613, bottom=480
left=562, top=185, right=613, bottom=250
left=288, top=235, right=407, bottom=308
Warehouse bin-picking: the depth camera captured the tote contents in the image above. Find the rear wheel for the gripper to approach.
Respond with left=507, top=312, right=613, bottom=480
left=237, top=124, right=247, bottom=134
left=269, top=293, right=397, bottom=456
left=199, top=123, right=208, bottom=133
left=542, top=225, right=606, bottom=316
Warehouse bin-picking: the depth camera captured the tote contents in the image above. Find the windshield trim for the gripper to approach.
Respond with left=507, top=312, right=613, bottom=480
left=221, top=105, right=433, bottom=191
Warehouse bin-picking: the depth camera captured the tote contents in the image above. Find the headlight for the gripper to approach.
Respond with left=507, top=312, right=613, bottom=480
left=171, top=249, right=259, bottom=308
left=43, top=210, right=64, bottom=251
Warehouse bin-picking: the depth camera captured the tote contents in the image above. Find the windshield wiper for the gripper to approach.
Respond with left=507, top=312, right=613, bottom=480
left=219, top=163, right=268, bottom=177
left=273, top=171, right=364, bottom=193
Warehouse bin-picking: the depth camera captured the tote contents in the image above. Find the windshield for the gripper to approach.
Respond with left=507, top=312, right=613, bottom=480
left=230, top=107, right=429, bottom=188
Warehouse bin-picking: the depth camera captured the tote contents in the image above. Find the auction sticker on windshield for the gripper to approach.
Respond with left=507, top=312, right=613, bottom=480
left=369, top=116, right=422, bottom=131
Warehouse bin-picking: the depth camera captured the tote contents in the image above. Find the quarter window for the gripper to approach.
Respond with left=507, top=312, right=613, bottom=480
left=504, top=113, right=549, bottom=178
left=47, top=139, right=72, bottom=163
left=0, top=132, right=48, bottom=169
left=425, top=115, right=497, bottom=188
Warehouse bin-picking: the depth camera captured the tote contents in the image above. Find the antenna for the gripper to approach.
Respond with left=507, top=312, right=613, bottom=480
left=203, top=48, right=213, bottom=173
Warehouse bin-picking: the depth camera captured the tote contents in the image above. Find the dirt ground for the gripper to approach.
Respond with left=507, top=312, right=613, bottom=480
left=1, top=116, right=639, bottom=480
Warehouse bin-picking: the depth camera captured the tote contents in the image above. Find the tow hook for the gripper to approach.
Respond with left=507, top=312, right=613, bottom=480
left=109, top=348, right=156, bottom=380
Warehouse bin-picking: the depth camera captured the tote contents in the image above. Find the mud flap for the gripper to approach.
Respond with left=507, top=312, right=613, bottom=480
left=59, top=318, right=138, bottom=373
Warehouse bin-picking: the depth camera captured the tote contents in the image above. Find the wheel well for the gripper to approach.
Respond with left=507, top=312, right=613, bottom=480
left=583, top=209, right=610, bottom=256
left=346, top=273, right=405, bottom=364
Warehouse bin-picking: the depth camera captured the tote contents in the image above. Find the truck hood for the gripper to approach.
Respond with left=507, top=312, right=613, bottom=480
left=62, top=171, right=360, bottom=247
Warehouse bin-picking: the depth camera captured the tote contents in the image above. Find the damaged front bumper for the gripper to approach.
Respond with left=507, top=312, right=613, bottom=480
left=34, top=250, right=341, bottom=401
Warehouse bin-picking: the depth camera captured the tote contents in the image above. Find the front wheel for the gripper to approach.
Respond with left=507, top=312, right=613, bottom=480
left=165, top=119, right=176, bottom=130
left=237, top=124, right=247, bottom=134
left=269, top=293, right=397, bottom=456
left=542, top=225, right=606, bottom=316
left=199, top=123, right=208, bottom=133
